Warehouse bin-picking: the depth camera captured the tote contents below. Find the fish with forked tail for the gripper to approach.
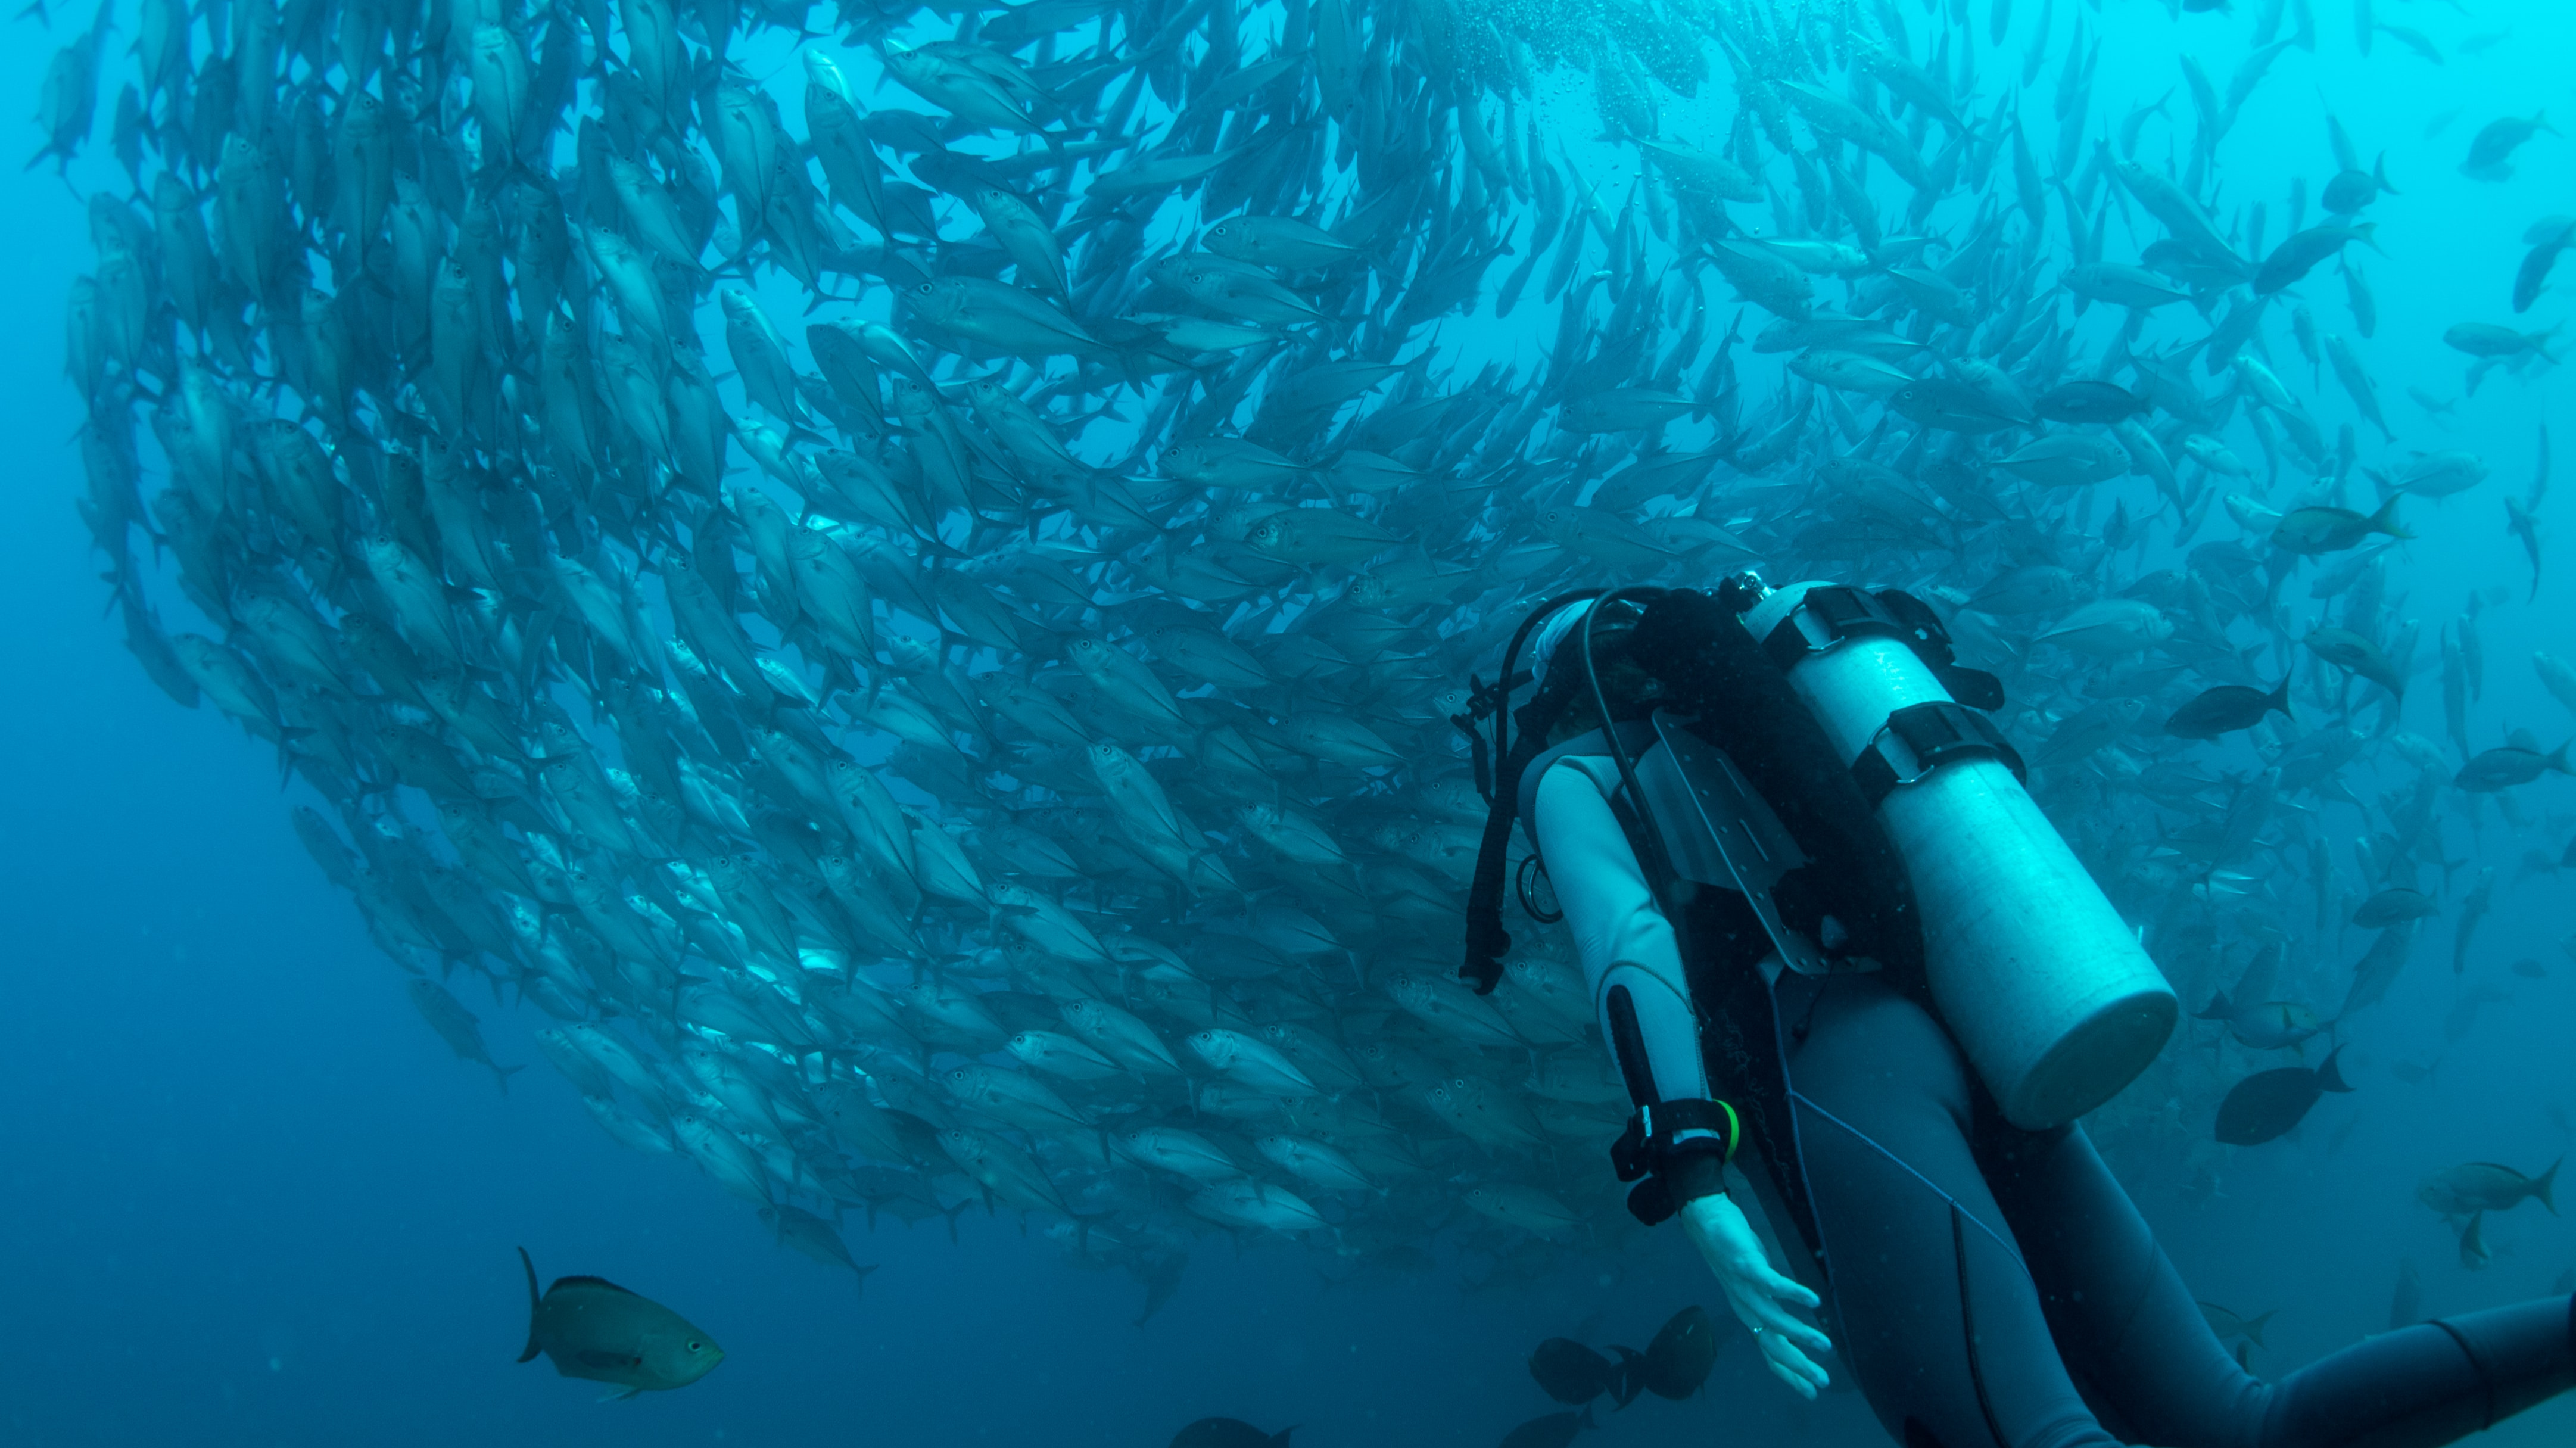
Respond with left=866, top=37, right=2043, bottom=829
left=2216, top=1048, right=2354, bottom=1145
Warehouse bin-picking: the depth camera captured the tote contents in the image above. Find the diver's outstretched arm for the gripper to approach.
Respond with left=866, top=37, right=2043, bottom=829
left=1536, top=761, right=1831, bottom=1393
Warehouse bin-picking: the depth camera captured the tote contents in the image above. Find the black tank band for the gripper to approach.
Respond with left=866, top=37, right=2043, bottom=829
left=1759, top=584, right=2007, bottom=712
left=1851, top=701, right=2029, bottom=809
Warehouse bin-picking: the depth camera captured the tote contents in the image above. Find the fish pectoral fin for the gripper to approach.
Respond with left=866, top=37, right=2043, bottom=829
left=596, top=1385, right=644, bottom=1403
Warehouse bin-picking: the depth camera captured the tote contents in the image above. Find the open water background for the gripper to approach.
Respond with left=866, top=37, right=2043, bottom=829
left=4, top=4, right=2574, bottom=1444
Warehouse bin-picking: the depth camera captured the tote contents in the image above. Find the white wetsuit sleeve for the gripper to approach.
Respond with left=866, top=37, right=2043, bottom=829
left=1532, top=759, right=1714, bottom=1108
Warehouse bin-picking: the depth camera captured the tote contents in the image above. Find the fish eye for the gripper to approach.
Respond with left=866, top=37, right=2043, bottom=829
left=687, top=1340, right=703, bottom=1351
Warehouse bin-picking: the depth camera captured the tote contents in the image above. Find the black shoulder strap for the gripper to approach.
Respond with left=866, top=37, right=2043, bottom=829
left=1458, top=674, right=1583, bottom=994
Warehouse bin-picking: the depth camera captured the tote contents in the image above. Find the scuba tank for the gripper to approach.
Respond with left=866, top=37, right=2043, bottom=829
left=1740, top=578, right=2177, bottom=1129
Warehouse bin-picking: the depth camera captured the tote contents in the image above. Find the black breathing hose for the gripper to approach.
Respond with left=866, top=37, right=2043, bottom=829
left=1578, top=586, right=1681, bottom=909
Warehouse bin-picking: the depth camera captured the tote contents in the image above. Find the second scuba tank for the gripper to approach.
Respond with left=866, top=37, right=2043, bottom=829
left=1741, top=580, right=2176, bottom=1129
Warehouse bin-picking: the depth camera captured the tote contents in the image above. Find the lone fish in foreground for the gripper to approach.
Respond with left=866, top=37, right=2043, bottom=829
left=2165, top=678, right=2292, bottom=739
left=517, top=1247, right=724, bottom=1400
left=2215, top=1048, right=2353, bottom=1145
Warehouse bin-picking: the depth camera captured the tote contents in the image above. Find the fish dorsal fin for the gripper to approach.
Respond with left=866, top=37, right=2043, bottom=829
left=2508, top=728, right=2539, bottom=751
left=550, top=1275, right=639, bottom=1296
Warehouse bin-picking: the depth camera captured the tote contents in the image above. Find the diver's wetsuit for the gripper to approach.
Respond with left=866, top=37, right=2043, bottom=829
left=1531, top=751, right=2576, bottom=1448
left=1782, top=968, right=2574, bottom=1448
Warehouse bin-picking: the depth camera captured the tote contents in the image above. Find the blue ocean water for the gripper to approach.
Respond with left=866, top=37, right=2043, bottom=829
left=2, top=1, right=2572, bottom=1445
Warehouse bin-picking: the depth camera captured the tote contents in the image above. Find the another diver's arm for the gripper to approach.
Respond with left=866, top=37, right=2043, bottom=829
left=1534, top=760, right=1834, bottom=1397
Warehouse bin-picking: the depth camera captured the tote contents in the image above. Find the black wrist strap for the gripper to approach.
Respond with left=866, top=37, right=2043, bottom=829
left=1662, top=1148, right=1730, bottom=1204
left=1610, top=1098, right=1742, bottom=1226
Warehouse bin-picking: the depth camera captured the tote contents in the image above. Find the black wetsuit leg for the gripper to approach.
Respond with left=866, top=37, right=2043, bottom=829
left=1779, top=975, right=2576, bottom=1448
left=1983, top=1112, right=2576, bottom=1448
left=1783, top=974, right=2121, bottom=1448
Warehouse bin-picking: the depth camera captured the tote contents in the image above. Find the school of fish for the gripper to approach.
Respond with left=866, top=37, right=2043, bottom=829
left=36, top=0, right=2576, bottom=1316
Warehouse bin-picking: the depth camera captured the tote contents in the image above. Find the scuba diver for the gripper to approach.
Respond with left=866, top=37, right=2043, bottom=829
left=1456, top=577, right=2576, bottom=1448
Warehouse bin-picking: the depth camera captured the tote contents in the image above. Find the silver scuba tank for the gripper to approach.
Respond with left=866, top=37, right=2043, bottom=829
left=1741, top=580, right=2176, bottom=1129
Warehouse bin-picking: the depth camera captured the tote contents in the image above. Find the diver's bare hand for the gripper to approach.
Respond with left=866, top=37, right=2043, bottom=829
left=1680, top=1192, right=1833, bottom=1399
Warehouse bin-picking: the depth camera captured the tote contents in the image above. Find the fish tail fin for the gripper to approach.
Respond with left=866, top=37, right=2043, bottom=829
left=2246, top=1308, right=2276, bottom=1346
left=2267, top=675, right=2294, bottom=721
left=2369, top=494, right=2413, bottom=539
left=2356, top=220, right=2384, bottom=255
left=2317, top=1045, right=2354, bottom=1093
left=493, top=1062, right=526, bottom=1095
left=2194, top=988, right=2237, bottom=1021
left=2376, top=152, right=2398, bottom=195
left=1609, top=1345, right=1647, bottom=1407
left=854, top=1263, right=880, bottom=1300
left=1270, top=1426, right=1298, bottom=1448
left=516, top=1247, right=544, bottom=1362
left=1580, top=1403, right=1598, bottom=1430
left=2553, top=740, right=2575, bottom=775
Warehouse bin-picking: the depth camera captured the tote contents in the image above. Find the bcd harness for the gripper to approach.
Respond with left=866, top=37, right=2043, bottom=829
left=1451, top=577, right=2017, bottom=1226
